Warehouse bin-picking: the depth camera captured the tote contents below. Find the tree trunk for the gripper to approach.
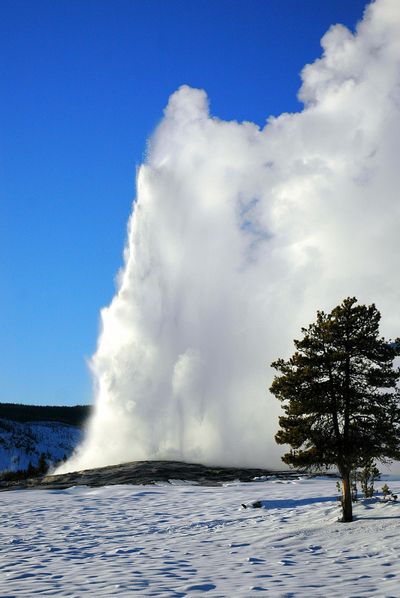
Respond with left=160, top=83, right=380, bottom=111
left=341, top=472, right=353, bottom=522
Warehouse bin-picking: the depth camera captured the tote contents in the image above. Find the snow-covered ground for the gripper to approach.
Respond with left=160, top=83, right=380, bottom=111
left=1, top=477, right=400, bottom=596
left=0, top=419, right=82, bottom=472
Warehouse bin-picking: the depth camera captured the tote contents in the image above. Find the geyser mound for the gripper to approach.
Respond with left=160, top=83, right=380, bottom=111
left=58, top=0, right=400, bottom=474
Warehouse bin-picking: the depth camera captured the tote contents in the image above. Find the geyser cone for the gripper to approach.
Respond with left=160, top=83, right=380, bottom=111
left=58, top=0, right=400, bottom=474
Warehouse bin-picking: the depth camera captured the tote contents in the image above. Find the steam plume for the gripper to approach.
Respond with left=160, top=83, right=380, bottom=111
left=58, top=0, right=400, bottom=473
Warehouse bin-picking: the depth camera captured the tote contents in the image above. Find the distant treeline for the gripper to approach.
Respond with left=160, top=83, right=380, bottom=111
left=0, top=453, right=50, bottom=483
left=0, top=403, right=91, bottom=428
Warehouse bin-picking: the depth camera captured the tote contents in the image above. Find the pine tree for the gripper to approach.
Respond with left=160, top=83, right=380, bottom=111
left=27, top=461, right=35, bottom=478
left=357, top=457, right=380, bottom=499
left=38, top=453, right=48, bottom=476
left=270, top=297, right=400, bottom=522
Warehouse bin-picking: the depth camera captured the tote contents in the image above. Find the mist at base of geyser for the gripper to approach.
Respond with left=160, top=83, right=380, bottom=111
left=57, top=0, right=400, bottom=475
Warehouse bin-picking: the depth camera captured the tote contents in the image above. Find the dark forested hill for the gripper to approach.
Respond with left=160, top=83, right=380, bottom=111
left=0, top=403, right=91, bottom=428
left=0, top=403, right=91, bottom=474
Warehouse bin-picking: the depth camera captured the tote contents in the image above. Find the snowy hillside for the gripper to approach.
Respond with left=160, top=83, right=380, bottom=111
left=0, top=418, right=82, bottom=473
left=1, top=477, right=400, bottom=596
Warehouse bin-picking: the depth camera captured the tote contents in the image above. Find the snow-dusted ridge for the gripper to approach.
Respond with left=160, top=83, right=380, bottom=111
left=0, top=418, right=82, bottom=473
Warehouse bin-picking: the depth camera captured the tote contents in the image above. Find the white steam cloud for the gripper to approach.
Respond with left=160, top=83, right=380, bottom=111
left=59, top=0, right=400, bottom=473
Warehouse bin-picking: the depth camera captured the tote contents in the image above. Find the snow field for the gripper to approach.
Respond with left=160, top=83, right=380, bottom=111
left=1, top=477, right=400, bottom=597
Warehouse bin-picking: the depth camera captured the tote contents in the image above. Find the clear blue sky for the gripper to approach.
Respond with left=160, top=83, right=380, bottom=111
left=0, top=0, right=368, bottom=406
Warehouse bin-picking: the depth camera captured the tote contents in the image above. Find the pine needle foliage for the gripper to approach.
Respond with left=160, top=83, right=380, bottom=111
left=270, top=297, right=400, bottom=522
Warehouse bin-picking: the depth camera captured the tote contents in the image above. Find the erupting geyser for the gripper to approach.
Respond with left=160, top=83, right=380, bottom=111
left=58, top=0, right=400, bottom=474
